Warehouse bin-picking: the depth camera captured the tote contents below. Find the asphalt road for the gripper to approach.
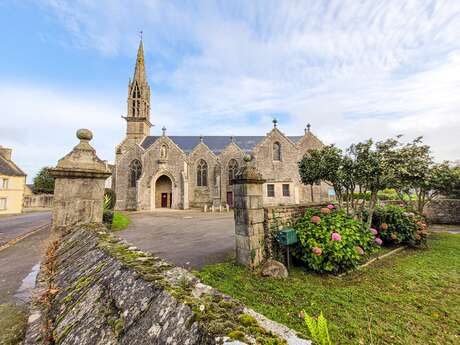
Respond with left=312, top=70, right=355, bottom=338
left=0, top=227, right=50, bottom=304
left=0, top=212, right=51, bottom=305
left=119, top=210, right=235, bottom=270
left=0, top=212, right=51, bottom=246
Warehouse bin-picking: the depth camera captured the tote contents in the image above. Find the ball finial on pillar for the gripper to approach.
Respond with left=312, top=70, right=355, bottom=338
left=76, top=128, right=93, bottom=141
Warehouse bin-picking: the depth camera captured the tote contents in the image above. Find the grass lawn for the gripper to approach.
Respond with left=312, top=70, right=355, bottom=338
left=0, top=304, right=27, bottom=345
left=197, top=233, right=460, bottom=345
left=111, top=211, right=131, bottom=231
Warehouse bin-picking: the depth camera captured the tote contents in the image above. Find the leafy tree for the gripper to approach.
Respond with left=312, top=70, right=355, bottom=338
left=391, top=137, right=460, bottom=212
left=414, top=162, right=460, bottom=213
left=33, top=167, right=55, bottom=194
left=299, top=145, right=355, bottom=207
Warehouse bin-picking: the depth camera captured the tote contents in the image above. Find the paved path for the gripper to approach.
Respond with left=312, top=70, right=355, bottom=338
left=119, top=210, right=235, bottom=270
left=0, top=212, right=51, bottom=246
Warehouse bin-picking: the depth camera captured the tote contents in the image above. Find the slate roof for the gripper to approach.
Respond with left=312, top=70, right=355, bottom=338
left=141, top=136, right=304, bottom=154
left=0, top=155, right=26, bottom=177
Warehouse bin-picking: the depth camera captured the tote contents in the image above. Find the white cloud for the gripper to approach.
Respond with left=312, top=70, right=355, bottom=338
left=10, top=0, right=460, bottom=180
left=0, top=83, right=124, bottom=181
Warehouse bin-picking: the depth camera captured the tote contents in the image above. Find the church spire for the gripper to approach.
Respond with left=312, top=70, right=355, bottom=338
left=123, top=36, right=152, bottom=141
left=133, top=39, right=147, bottom=83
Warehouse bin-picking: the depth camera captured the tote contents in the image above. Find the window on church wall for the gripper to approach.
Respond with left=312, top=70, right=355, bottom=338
left=267, top=184, right=275, bottom=197
left=197, top=159, right=208, bottom=187
left=273, top=142, right=281, bottom=161
left=228, top=159, right=239, bottom=184
left=129, top=160, right=142, bottom=188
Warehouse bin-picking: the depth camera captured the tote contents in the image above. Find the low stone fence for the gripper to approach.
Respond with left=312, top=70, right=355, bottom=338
left=263, top=203, right=327, bottom=260
left=25, top=224, right=310, bottom=345
left=424, top=199, right=460, bottom=225
left=23, top=194, right=54, bottom=208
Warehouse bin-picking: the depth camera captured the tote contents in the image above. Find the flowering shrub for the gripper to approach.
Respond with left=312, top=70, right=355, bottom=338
left=366, top=204, right=427, bottom=247
left=293, top=207, right=376, bottom=273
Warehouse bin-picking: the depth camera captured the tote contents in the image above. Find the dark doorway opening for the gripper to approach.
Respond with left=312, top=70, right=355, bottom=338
left=227, top=191, right=233, bottom=208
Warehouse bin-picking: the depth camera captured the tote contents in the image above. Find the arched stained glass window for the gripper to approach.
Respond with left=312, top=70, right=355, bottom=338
left=228, top=159, right=239, bottom=184
left=129, top=159, right=142, bottom=188
left=197, top=159, right=208, bottom=187
left=273, top=142, right=281, bottom=161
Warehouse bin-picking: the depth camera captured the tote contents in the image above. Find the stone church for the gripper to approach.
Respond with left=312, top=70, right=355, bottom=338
left=114, top=41, right=330, bottom=211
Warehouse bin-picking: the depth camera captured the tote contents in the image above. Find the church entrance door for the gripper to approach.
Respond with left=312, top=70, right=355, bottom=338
left=155, top=175, right=173, bottom=208
left=226, top=191, right=233, bottom=208
left=161, top=193, right=168, bottom=208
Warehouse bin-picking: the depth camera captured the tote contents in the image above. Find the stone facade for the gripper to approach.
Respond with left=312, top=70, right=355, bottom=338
left=114, top=41, right=331, bottom=211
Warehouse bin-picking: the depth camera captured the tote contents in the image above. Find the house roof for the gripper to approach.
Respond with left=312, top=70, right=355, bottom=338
left=141, top=136, right=304, bottom=154
left=0, top=155, right=26, bottom=177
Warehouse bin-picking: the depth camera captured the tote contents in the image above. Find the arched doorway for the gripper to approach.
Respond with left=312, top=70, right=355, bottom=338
left=155, top=175, right=172, bottom=208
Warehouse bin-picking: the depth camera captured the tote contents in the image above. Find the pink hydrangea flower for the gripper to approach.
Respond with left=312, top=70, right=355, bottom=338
left=327, top=204, right=334, bottom=209
left=320, top=207, right=331, bottom=215
left=312, top=247, right=322, bottom=256
left=311, top=215, right=321, bottom=224
left=331, top=232, right=342, bottom=241
left=370, top=228, right=378, bottom=235
left=375, top=237, right=383, bottom=246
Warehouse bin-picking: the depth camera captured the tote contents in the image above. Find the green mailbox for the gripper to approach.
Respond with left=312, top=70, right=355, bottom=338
left=276, top=228, right=298, bottom=246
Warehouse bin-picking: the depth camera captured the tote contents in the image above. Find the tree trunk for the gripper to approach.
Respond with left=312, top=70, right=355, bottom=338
left=366, top=191, right=378, bottom=230
left=310, top=184, right=314, bottom=202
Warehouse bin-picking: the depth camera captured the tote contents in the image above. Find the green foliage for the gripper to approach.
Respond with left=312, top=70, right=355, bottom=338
left=367, top=205, right=428, bottom=247
left=103, top=188, right=117, bottom=210
left=0, top=304, right=27, bottom=345
left=293, top=208, right=376, bottom=273
left=304, top=311, right=332, bottom=345
left=111, top=212, right=131, bottom=231
left=198, top=233, right=460, bottom=345
left=33, top=166, right=55, bottom=194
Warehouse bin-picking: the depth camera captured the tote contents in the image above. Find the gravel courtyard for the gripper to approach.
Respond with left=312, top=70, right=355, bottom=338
left=118, top=210, right=235, bottom=270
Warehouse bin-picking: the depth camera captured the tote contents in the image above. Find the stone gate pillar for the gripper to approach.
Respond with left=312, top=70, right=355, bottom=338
left=232, top=156, right=266, bottom=268
left=49, top=129, right=112, bottom=229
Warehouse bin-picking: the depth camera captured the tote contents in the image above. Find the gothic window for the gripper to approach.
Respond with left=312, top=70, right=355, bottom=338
left=196, top=159, right=208, bottom=187
left=129, top=160, right=142, bottom=188
left=228, top=159, right=239, bottom=184
left=160, top=145, right=168, bottom=159
left=131, top=83, right=141, bottom=117
left=273, top=142, right=281, bottom=161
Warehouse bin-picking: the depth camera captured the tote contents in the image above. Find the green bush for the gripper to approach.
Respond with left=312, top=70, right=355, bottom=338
left=367, top=205, right=428, bottom=247
left=293, top=207, right=376, bottom=273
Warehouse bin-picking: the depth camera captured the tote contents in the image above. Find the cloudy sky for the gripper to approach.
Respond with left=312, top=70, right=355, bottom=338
left=1, top=0, right=459, bottom=182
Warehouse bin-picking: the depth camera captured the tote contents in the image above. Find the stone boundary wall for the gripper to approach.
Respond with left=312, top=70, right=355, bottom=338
left=25, top=224, right=310, bottom=345
left=424, top=199, right=460, bottom=225
left=263, top=203, right=328, bottom=259
left=23, top=194, right=54, bottom=208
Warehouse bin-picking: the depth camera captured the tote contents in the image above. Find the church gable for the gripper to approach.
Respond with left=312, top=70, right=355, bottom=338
left=252, top=127, right=298, bottom=161
left=143, top=135, right=186, bottom=159
left=296, top=131, right=325, bottom=156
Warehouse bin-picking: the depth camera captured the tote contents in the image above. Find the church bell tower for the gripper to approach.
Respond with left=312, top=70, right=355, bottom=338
left=123, top=39, right=152, bottom=140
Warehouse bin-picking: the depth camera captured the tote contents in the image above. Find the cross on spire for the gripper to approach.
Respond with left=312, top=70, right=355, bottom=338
left=305, top=123, right=311, bottom=133
left=272, top=118, right=278, bottom=128
left=139, top=30, right=143, bottom=40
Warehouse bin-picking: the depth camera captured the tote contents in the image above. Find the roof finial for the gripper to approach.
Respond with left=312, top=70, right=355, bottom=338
left=305, top=123, right=311, bottom=133
left=272, top=118, right=278, bottom=128
left=199, top=135, right=203, bottom=143
left=230, top=135, right=234, bottom=143
left=162, top=126, right=166, bottom=136
left=139, top=30, right=143, bottom=41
